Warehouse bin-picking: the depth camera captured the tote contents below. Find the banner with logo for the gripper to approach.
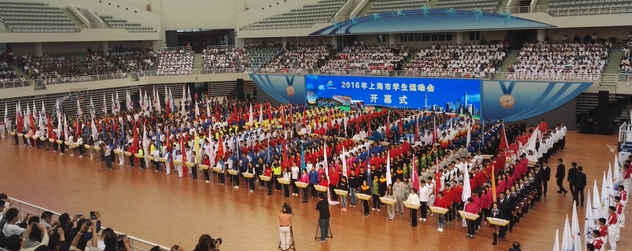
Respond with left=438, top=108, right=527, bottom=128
left=481, top=80, right=593, bottom=122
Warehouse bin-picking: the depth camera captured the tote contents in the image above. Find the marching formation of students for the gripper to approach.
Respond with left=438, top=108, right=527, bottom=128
left=2, top=92, right=581, bottom=247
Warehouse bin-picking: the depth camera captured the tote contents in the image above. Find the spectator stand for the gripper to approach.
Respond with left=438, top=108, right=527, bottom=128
left=505, top=41, right=609, bottom=82
left=8, top=196, right=169, bottom=251
left=15, top=52, right=124, bottom=86
left=319, top=44, right=411, bottom=76
left=107, top=47, right=158, bottom=76
left=155, top=46, right=194, bottom=76
left=201, top=45, right=248, bottom=74
left=243, top=42, right=284, bottom=70
left=403, top=43, right=506, bottom=79
left=261, top=41, right=335, bottom=74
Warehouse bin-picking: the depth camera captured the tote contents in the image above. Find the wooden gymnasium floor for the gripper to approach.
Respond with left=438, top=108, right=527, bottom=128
left=0, top=131, right=630, bottom=251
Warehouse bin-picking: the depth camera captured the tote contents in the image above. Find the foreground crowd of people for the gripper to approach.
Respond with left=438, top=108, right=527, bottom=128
left=1, top=91, right=602, bottom=250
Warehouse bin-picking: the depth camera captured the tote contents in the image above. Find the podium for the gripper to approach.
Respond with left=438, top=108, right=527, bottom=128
left=486, top=217, right=510, bottom=226
left=403, top=202, right=421, bottom=209
left=355, top=193, right=371, bottom=201
left=314, top=185, right=328, bottom=192
left=458, top=211, right=480, bottom=220
left=334, top=189, right=349, bottom=196
left=295, top=182, right=309, bottom=188
left=277, top=178, right=291, bottom=185
left=379, top=197, right=396, bottom=205
left=429, top=206, right=449, bottom=215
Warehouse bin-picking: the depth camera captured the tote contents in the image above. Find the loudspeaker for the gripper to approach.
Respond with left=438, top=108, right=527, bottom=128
left=236, top=79, right=244, bottom=101
left=595, top=91, right=613, bottom=135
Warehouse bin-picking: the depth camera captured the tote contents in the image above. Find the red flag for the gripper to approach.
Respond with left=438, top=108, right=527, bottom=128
left=16, top=110, right=23, bottom=133
left=280, top=107, right=285, bottom=128
left=180, top=133, right=188, bottom=174
left=411, top=154, right=419, bottom=190
left=74, top=117, right=79, bottom=139
left=29, top=113, right=35, bottom=132
left=217, top=133, right=224, bottom=161
left=289, top=105, right=293, bottom=125
left=386, top=112, right=391, bottom=138
left=367, top=111, right=372, bottom=136
left=497, top=124, right=508, bottom=155
left=166, top=130, right=171, bottom=152
left=47, top=114, right=53, bottom=138
left=435, top=160, right=441, bottom=200
left=327, top=111, right=332, bottom=129
left=282, top=141, right=288, bottom=171
left=131, top=121, right=138, bottom=164
left=233, top=103, right=237, bottom=120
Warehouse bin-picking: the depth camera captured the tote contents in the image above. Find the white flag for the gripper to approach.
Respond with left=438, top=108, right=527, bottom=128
left=259, top=104, right=263, bottom=124
left=3, top=102, right=7, bottom=128
left=584, top=187, right=596, bottom=244
left=341, top=147, right=347, bottom=177
left=593, top=179, right=602, bottom=218
left=561, top=215, right=572, bottom=251
left=155, top=89, right=161, bottom=112
left=249, top=104, right=253, bottom=125
left=601, top=172, right=609, bottom=216
left=76, top=99, right=82, bottom=116
left=195, top=101, right=200, bottom=117
left=115, top=92, right=120, bottom=114
left=102, top=93, right=108, bottom=115
left=89, top=97, right=96, bottom=119
left=571, top=202, right=582, bottom=251
left=553, top=229, right=560, bottom=251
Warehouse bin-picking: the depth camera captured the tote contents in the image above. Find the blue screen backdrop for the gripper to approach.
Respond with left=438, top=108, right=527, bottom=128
left=305, top=75, right=481, bottom=115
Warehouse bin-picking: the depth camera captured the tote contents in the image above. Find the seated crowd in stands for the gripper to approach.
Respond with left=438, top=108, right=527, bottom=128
left=201, top=47, right=248, bottom=73
left=107, top=47, right=158, bottom=74
left=0, top=61, right=26, bottom=86
left=155, top=49, right=194, bottom=76
left=320, top=43, right=410, bottom=76
left=15, top=53, right=122, bottom=84
left=263, top=41, right=334, bottom=73
left=620, top=41, right=631, bottom=73
left=404, top=43, right=505, bottom=78
left=506, top=41, right=608, bottom=81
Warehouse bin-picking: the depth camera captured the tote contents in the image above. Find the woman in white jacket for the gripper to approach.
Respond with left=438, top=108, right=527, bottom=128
left=406, top=188, right=421, bottom=227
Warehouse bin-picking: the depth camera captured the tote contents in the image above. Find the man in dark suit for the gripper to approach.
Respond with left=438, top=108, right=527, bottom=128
left=568, top=162, right=579, bottom=201
left=534, top=165, right=543, bottom=202
left=555, top=158, right=568, bottom=195
left=542, top=160, right=551, bottom=197
left=571, top=166, right=587, bottom=207
left=497, top=192, right=512, bottom=238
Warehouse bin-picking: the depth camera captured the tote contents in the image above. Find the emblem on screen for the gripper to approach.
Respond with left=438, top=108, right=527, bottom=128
left=500, top=94, right=515, bottom=109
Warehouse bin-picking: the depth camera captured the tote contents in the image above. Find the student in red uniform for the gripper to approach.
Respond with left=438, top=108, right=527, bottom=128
left=614, top=196, right=625, bottom=228
left=434, top=191, right=450, bottom=232
left=597, top=218, right=608, bottom=243
left=607, top=206, right=619, bottom=250
left=587, top=230, right=604, bottom=251
left=264, top=164, right=273, bottom=195
left=464, top=197, right=479, bottom=239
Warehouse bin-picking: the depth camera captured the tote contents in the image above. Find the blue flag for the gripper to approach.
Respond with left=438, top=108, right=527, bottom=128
left=366, top=147, right=371, bottom=184
left=300, top=143, right=306, bottom=171
left=155, top=125, right=161, bottom=153
left=266, top=137, right=271, bottom=164
left=118, top=121, right=125, bottom=147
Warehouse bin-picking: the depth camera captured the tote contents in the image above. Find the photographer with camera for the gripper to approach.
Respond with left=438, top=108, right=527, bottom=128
left=194, top=234, right=221, bottom=251
left=278, top=203, right=293, bottom=251
left=315, top=193, right=330, bottom=243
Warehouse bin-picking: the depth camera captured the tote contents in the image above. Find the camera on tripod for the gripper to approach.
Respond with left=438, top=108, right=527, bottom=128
left=282, top=203, right=292, bottom=214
